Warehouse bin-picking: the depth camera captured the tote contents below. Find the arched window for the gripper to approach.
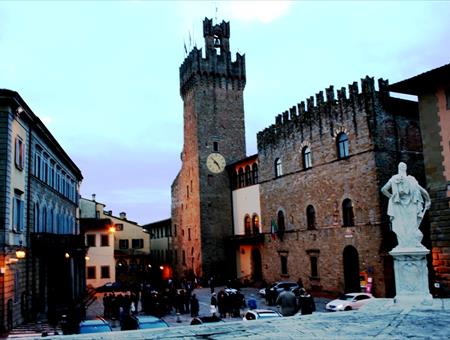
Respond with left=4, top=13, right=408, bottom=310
left=42, top=207, right=47, bottom=233
left=245, top=165, right=252, bottom=186
left=275, top=158, right=283, bottom=178
left=252, top=214, right=260, bottom=234
left=302, top=146, right=312, bottom=169
left=244, top=215, right=251, bottom=235
left=34, top=203, right=40, bottom=233
left=342, top=198, right=355, bottom=227
left=252, top=163, right=258, bottom=184
left=238, top=168, right=245, bottom=188
left=306, top=205, right=316, bottom=230
left=277, top=210, right=286, bottom=234
left=337, top=133, right=349, bottom=159
left=49, top=208, right=54, bottom=233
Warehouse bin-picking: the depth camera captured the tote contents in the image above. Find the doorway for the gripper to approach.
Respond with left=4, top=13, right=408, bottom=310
left=343, top=245, right=360, bottom=293
left=251, top=248, right=262, bottom=281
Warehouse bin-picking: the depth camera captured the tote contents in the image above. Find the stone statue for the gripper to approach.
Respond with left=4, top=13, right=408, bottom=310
left=381, top=162, right=431, bottom=249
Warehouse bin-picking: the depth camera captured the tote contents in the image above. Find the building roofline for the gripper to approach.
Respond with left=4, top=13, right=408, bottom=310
left=389, top=62, right=450, bottom=95
left=0, top=89, right=83, bottom=180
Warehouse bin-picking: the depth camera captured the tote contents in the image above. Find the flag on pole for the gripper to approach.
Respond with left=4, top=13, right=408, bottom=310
left=271, top=219, right=277, bottom=240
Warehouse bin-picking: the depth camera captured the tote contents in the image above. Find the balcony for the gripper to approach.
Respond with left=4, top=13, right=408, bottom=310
left=227, top=233, right=265, bottom=245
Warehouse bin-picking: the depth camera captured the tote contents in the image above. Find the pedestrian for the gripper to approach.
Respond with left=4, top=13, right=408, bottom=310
left=276, top=286, right=297, bottom=316
left=209, top=276, right=215, bottom=294
left=190, top=294, right=199, bottom=317
left=210, top=293, right=218, bottom=316
left=247, top=294, right=257, bottom=310
left=299, top=289, right=316, bottom=315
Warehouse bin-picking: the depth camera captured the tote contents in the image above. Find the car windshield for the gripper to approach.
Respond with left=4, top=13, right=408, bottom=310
left=338, top=294, right=355, bottom=301
left=80, top=324, right=111, bottom=333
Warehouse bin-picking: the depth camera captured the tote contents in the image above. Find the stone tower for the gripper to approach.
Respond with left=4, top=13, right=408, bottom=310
left=171, top=18, right=246, bottom=281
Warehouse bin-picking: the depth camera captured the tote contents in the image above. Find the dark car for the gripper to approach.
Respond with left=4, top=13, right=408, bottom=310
left=260, top=282, right=299, bottom=305
left=79, top=318, right=112, bottom=334
left=95, top=282, right=126, bottom=292
left=190, top=315, right=224, bottom=325
left=121, top=315, right=168, bottom=331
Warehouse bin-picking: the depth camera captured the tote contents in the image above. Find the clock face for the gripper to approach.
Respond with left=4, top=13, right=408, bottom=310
left=206, top=153, right=226, bottom=173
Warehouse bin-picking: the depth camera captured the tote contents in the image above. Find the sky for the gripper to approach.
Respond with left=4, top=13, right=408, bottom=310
left=0, top=1, right=449, bottom=225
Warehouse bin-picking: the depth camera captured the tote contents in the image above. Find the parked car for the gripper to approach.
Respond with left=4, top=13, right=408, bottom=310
left=135, top=315, right=169, bottom=329
left=326, top=292, right=375, bottom=311
left=95, top=282, right=126, bottom=292
left=190, top=315, right=224, bottom=325
left=79, top=318, right=112, bottom=334
left=243, top=309, right=282, bottom=321
left=259, top=281, right=300, bottom=305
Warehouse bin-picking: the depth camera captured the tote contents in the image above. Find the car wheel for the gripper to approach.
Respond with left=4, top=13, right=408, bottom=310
left=344, top=306, right=352, bottom=311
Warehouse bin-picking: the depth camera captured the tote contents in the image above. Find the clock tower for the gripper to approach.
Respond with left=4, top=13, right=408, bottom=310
left=171, top=18, right=246, bottom=280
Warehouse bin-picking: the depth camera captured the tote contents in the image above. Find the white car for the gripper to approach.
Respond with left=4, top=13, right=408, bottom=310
left=243, top=309, right=282, bottom=321
left=325, top=292, right=374, bottom=311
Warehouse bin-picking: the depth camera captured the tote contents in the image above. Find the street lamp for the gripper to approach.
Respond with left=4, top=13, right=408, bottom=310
left=15, top=241, right=26, bottom=259
left=65, top=252, right=70, bottom=259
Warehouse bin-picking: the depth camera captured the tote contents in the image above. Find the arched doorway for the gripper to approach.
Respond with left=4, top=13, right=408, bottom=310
left=251, top=249, right=262, bottom=281
left=343, top=246, right=360, bottom=293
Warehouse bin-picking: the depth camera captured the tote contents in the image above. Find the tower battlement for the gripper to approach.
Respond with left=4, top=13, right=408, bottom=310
left=257, top=76, right=390, bottom=149
left=180, top=18, right=246, bottom=97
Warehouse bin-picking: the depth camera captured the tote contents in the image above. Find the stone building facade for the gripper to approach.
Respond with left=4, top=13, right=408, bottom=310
left=390, top=63, right=450, bottom=297
left=171, top=18, right=246, bottom=281
left=0, top=90, right=84, bottom=331
left=256, top=78, right=424, bottom=297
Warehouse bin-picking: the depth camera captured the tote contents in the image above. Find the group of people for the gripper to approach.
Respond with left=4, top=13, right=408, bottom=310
left=210, top=289, right=246, bottom=318
left=276, top=286, right=316, bottom=316
left=102, top=292, right=139, bottom=320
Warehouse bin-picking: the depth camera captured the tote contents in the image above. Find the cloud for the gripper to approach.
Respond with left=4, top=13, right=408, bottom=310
left=40, top=115, right=53, bottom=125
left=226, top=1, right=291, bottom=24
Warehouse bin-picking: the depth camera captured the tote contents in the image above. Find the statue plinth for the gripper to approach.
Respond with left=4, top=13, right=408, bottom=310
left=390, top=246, right=433, bottom=306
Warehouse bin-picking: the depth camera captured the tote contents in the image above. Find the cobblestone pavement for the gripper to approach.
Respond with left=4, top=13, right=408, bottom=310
left=53, top=298, right=450, bottom=339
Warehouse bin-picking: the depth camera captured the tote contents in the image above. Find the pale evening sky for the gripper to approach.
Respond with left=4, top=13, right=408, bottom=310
left=0, top=1, right=448, bottom=224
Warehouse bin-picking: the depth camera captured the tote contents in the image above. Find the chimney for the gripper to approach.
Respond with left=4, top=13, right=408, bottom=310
left=106, top=210, right=112, bottom=216
left=120, top=212, right=127, bottom=220
left=92, top=193, right=96, bottom=201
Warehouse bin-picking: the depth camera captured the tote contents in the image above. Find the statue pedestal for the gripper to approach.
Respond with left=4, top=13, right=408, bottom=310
left=390, top=246, right=433, bottom=306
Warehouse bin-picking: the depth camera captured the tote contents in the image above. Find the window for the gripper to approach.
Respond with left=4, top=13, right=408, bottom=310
left=115, top=223, right=124, bottom=231
left=244, top=215, right=251, bottom=235
left=188, top=228, right=191, bottom=241
left=132, top=239, right=143, bottom=249
left=182, top=250, right=186, bottom=265
left=213, top=141, right=219, bottom=152
left=49, top=209, right=54, bottom=233
left=280, top=255, right=288, bottom=275
left=101, top=234, right=109, bottom=246
left=337, top=133, right=349, bottom=159
left=252, top=163, right=258, bottom=184
left=86, top=234, right=96, bottom=247
left=277, top=210, right=286, bottom=235
left=302, top=146, right=312, bottom=169
left=310, top=256, right=318, bottom=278
left=245, top=165, right=252, bottom=186
left=238, top=168, right=244, bottom=188
left=342, top=198, right=355, bottom=227
left=34, top=202, right=40, bottom=232
left=100, top=266, right=110, bottom=279
left=174, top=224, right=177, bottom=237
left=252, top=214, right=260, bottom=234
left=15, top=137, right=24, bottom=170
left=306, top=205, right=316, bottom=230
left=87, top=266, right=96, bottom=279
left=119, top=239, right=129, bottom=249
left=12, top=193, right=24, bottom=232
left=275, top=158, right=283, bottom=178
